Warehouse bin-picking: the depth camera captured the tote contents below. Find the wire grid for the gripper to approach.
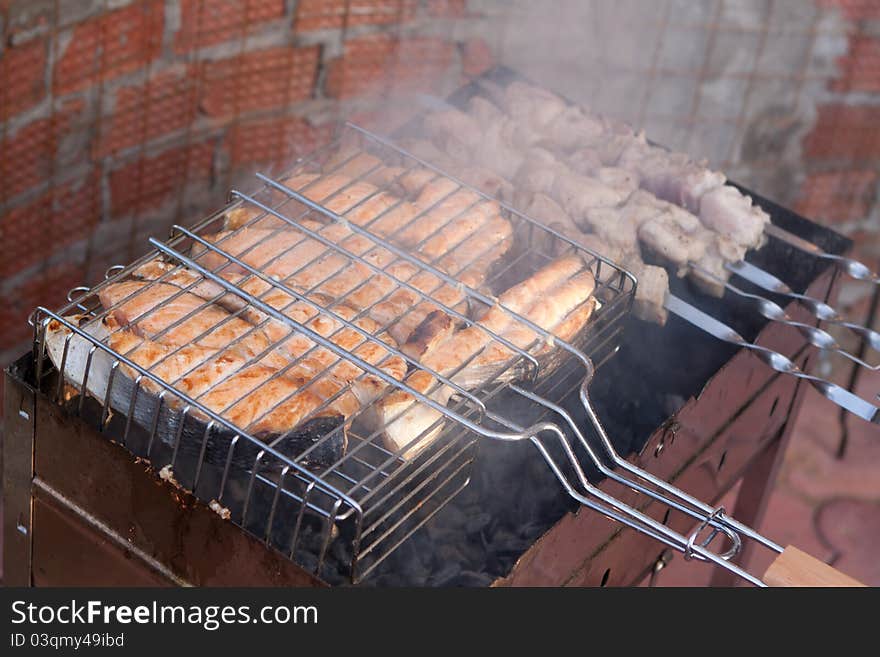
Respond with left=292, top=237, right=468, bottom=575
left=31, top=123, right=634, bottom=582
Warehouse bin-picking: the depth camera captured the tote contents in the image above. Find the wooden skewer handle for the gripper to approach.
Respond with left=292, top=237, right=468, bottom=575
left=763, top=546, right=866, bottom=587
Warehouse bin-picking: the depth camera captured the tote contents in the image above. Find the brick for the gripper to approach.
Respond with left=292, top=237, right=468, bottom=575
left=2, top=195, right=57, bottom=281
left=109, top=141, right=215, bottom=215
left=831, top=35, right=880, bottom=93
left=174, top=0, right=286, bottom=53
left=41, top=261, right=89, bottom=310
left=324, top=34, right=396, bottom=98
left=53, top=1, right=164, bottom=95
left=0, top=98, right=88, bottom=202
left=3, top=285, right=43, bottom=353
left=0, top=171, right=101, bottom=281
left=324, top=35, right=455, bottom=98
left=0, top=38, right=48, bottom=120
left=227, top=114, right=333, bottom=169
left=3, top=0, right=52, bottom=45
left=803, top=104, right=880, bottom=162
left=0, top=311, right=33, bottom=366
left=294, top=0, right=415, bottom=32
left=200, top=45, right=320, bottom=117
left=3, top=261, right=89, bottom=350
left=427, top=0, right=466, bottom=17
left=795, top=169, right=878, bottom=223
left=817, top=0, right=880, bottom=20
left=461, top=37, right=492, bottom=78
left=96, top=67, right=200, bottom=156
left=345, top=109, right=384, bottom=130
left=53, top=170, right=103, bottom=246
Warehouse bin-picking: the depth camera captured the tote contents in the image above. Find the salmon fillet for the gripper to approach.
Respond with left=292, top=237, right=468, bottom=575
left=198, top=222, right=471, bottom=344
left=213, top=166, right=514, bottom=343
left=113, top=270, right=407, bottom=400
left=103, top=311, right=357, bottom=448
left=245, top=167, right=511, bottom=293
left=110, top=323, right=354, bottom=444
left=196, top=362, right=359, bottom=437
left=369, top=256, right=595, bottom=457
left=252, top=288, right=408, bottom=405
left=106, top=322, right=240, bottom=399
left=98, top=281, right=283, bottom=366
left=323, top=151, right=411, bottom=193
left=306, top=173, right=514, bottom=328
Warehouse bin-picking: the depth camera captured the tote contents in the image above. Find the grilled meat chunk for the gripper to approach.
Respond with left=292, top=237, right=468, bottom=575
left=370, top=256, right=595, bottom=458
left=698, top=185, right=769, bottom=250
left=622, top=253, right=670, bottom=325
left=413, top=79, right=775, bottom=325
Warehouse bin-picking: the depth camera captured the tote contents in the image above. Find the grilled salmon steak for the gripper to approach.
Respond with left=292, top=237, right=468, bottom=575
left=368, top=256, right=596, bottom=457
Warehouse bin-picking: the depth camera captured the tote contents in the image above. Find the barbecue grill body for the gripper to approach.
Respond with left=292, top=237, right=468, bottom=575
left=1, top=65, right=855, bottom=584
left=2, top=249, right=844, bottom=586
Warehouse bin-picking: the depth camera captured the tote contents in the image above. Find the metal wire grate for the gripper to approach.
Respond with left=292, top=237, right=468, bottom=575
left=31, top=123, right=635, bottom=582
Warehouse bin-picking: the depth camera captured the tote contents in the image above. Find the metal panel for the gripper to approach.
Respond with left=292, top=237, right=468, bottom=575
left=29, top=388, right=325, bottom=587
left=2, top=362, right=36, bottom=586
left=32, top=492, right=172, bottom=587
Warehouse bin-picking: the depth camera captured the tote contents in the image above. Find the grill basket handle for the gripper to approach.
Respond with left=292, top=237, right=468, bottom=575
left=763, top=546, right=865, bottom=587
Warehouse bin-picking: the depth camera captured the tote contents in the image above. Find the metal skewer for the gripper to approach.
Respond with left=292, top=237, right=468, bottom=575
left=691, top=263, right=878, bottom=370
left=726, top=259, right=880, bottom=352
left=766, top=223, right=880, bottom=285
left=663, top=294, right=880, bottom=423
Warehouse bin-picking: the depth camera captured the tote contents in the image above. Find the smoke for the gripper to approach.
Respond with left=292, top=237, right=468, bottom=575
left=460, top=0, right=847, bottom=206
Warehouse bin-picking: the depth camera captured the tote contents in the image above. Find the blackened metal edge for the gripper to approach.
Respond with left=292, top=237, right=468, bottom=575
left=3, top=357, right=37, bottom=586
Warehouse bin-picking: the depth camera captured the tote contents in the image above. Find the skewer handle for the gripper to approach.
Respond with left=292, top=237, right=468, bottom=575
left=763, top=546, right=865, bottom=587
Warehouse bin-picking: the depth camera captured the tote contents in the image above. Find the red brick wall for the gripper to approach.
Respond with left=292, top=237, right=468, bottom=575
left=0, top=0, right=490, bottom=370
left=796, top=1, right=880, bottom=250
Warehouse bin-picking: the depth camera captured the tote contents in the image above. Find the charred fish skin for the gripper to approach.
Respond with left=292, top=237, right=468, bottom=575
left=106, top=347, right=350, bottom=471
left=253, top=415, right=348, bottom=470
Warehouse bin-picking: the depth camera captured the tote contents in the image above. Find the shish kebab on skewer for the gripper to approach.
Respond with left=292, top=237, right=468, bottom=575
left=411, top=80, right=880, bottom=355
